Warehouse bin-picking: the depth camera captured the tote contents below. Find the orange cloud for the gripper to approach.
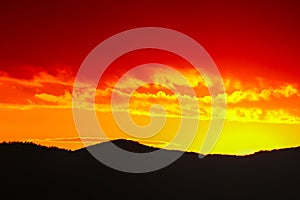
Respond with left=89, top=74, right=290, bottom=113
left=1, top=66, right=299, bottom=155
left=0, top=67, right=299, bottom=125
left=34, top=91, right=72, bottom=105
left=0, top=69, right=73, bottom=105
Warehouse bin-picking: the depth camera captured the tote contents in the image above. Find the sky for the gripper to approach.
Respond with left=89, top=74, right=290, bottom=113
left=0, top=0, right=299, bottom=155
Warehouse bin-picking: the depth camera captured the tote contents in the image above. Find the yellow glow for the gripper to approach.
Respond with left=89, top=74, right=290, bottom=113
left=0, top=69, right=299, bottom=155
left=1, top=106, right=300, bottom=155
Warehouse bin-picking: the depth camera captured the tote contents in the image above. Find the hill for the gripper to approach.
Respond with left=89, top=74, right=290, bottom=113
left=0, top=140, right=299, bottom=199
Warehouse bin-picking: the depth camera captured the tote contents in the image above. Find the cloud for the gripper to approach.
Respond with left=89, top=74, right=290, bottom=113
left=32, top=71, right=74, bottom=87
left=0, top=69, right=74, bottom=105
left=0, top=69, right=73, bottom=88
left=25, top=137, right=173, bottom=150
left=109, top=64, right=208, bottom=97
left=34, top=91, right=72, bottom=105
left=225, top=84, right=299, bottom=104
left=0, top=75, right=43, bottom=87
left=0, top=66, right=299, bottom=124
left=42, top=137, right=107, bottom=143
left=226, top=107, right=300, bottom=124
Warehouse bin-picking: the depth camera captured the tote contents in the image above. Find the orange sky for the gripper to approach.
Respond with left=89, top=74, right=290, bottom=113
left=0, top=1, right=299, bottom=155
left=0, top=49, right=299, bottom=155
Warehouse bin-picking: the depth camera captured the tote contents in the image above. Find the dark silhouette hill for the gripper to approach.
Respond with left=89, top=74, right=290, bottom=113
left=85, top=139, right=159, bottom=153
left=0, top=140, right=300, bottom=200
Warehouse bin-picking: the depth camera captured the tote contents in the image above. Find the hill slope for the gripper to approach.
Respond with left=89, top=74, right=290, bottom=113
left=0, top=140, right=299, bottom=199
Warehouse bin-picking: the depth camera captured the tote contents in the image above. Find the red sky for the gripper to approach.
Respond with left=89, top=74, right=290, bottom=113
left=0, top=0, right=299, bottom=154
left=1, top=0, right=299, bottom=81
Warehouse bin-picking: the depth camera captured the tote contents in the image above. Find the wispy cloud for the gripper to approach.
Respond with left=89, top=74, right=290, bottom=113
left=35, top=91, right=72, bottom=105
left=25, top=137, right=174, bottom=150
left=0, top=67, right=299, bottom=124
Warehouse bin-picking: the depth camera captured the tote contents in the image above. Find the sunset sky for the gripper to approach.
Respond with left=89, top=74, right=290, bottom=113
left=0, top=0, right=299, bottom=155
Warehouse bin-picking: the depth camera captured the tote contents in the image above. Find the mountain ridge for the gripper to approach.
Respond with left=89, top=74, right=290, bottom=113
left=2, top=139, right=300, bottom=157
left=0, top=139, right=300, bottom=199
